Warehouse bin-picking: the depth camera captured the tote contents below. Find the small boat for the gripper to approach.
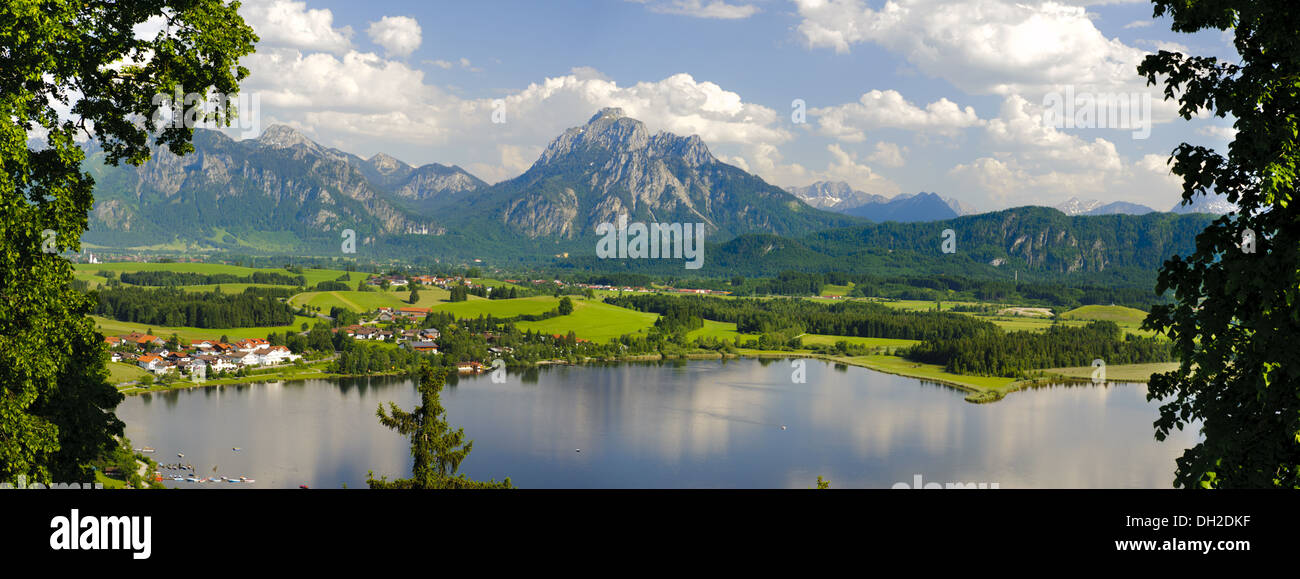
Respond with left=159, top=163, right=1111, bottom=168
left=780, top=425, right=787, bottom=430
left=185, top=477, right=199, bottom=483
left=575, top=449, right=581, bottom=453
left=232, top=448, right=241, bottom=452
left=177, top=452, right=185, bottom=458
left=240, top=477, right=255, bottom=483
left=171, top=476, right=184, bottom=481
left=299, top=485, right=310, bottom=489
left=140, top=447, right=155, bottom=453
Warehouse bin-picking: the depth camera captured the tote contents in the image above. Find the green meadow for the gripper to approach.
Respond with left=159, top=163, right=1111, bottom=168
left=92, top=314, right=318, bottom=343
left=516, top=299, right=659, bottom=342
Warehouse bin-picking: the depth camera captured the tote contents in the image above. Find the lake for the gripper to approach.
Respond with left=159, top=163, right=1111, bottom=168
left=117, top=359, right=1200, bottom=489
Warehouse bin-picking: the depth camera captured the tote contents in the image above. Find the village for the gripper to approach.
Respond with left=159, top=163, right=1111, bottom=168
left=106, top=333, right=301, bottom=379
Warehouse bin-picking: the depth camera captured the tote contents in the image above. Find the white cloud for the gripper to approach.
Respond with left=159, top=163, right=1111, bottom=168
left=813, top=89, right=984, bottom=141
left=240, top=0, right=353, bottom=55
left=867, top=141, right=907, bottom=167
left=792, top=0, right=1157, bottom=103
left=1122, top=20, right=1152, bottom=29
left=733, top=142, right=902, bottom=194
left=1196, top=124, right=1237, bottom=142
left=367, top=16, right=422, bottom=58
left=637, top=0, right=761, bottom=19
left=983, top=94, right=1122, bottom=173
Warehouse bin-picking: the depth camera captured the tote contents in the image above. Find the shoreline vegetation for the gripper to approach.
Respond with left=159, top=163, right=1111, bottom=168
left=113, top=349, right=1177, bottom=403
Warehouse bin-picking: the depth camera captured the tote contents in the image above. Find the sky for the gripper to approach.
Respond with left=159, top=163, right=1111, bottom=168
left=185, top=0, right=1238, bottom=212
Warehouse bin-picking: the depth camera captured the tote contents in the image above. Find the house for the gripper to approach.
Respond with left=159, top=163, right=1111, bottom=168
left=104, top=336, right=123, bottom=346
left=227, top=351, right=260, bottom=366
left=196, top=355, right=236, bottom=373
left=398, top=307, right=430, bottom=319
left=457, top=361, right=485, bottom=374
left=123, top=332, right=162, bottom=348
left=251, top=345, right=299, bottom=365
left=136, top=355, right=167, bottom=373
left=419, top=328, right=440, bottom=341
left=190, top=339, right=215, bottom=350
left=235, top=338, right=269, bottom=353
left=404, top=341, right=439, bottom=353
left=488, top=346, right=514, bottom=355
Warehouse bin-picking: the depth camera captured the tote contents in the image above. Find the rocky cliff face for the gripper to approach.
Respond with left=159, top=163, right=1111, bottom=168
left=475, top=108, right=858, bottom=239
left=84, top=126, right=450, bottom=248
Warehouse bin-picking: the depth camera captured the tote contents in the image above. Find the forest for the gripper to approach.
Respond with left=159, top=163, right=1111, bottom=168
left=93, top=286, right=298, bottom=328
left=904, top=321, right=1174, bottom=378
left=118, top=270, right=306, bottom=286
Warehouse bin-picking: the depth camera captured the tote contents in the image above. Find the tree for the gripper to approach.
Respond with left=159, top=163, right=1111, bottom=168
left=0, top=0, right=255, bottom=483
left=409, top=287, right=419, bottom=305
left=1138, top=0, right=1300, bottom=488
left=557, top=296, right=574, bottom=316
left=367, top=363, right=512, bottom=489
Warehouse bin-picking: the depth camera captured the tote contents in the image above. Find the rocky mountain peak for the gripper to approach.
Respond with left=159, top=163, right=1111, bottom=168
left=256, top=124, right=318, bottom=150
left=367, top=152, right=410, bottom=175
left=536, top=108, right=717, bottom=168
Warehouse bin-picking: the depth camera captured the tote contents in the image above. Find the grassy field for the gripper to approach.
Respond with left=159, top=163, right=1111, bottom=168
left=819, top=283, right=854, bottom=297
left=92, top=315, right=318, bottom=342
left=516, top=299, right=658, bottom=342
left=431, top=296, right=562, bottom=319
left=289, top=287, right=451, bottom=313
left=798, top=334, right=920, bottom=349
left=107, top=361, right=151, bottom=384
left=74, top=262, right=357, bottom=288
left=1060, top=304, right=1150, bottom=325
left=686, top=319, right=751, bottom=342
left=1041, top=362, right=1179, bottom=383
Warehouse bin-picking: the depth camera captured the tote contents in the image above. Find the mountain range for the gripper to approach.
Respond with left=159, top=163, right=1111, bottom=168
left=786, top=181, right=975, bottom=221
left=79, top=108, right=1226, bottom=278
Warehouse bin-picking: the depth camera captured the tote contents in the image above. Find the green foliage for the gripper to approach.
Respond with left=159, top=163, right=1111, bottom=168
left=906, top=321, right=1173, bottom=377
left=557, top=296, right=574, bottom=316
left=0, top=0, right=255, bottom=483
left=95, top=286, right=297, bottom=328
left=367, top=363, right=511, bottom=489
left=119, top=270, right=304, bottom=286
left=1138, top=0, right=1300, bottom=488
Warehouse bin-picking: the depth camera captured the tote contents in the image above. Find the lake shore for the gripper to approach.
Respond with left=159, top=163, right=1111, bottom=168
left=114, top=349, right=1172, bottom=404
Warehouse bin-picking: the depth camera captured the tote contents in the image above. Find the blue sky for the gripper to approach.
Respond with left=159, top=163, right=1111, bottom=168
left=216, top=0, right=1238, bottom=212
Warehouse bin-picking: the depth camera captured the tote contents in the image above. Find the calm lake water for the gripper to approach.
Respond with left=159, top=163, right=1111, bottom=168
left=117, top=359, right=1200, bottom=489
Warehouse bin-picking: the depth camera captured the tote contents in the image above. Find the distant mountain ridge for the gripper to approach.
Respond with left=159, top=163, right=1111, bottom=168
left=77, top=111, right=1218, bottom=268
left=1055, top=197, right=1156, bottom=216
left=786, top=181, right=973, bottom=222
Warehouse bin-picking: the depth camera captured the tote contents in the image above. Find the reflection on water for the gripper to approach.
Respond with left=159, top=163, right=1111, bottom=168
left=117, top=359, right=1199, bottom=489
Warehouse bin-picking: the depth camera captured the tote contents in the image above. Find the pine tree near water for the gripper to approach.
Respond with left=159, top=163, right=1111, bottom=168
left=367, top=363, right=512, bottom=489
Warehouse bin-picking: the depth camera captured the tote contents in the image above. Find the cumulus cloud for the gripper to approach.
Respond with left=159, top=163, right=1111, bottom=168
left=240, top=0, right=353, bottom=54
left=813, top=90, right=984, bottom=141
left=792, top=0, right=1158, bottom=102
left=367, top=16, right=422, bottom=58
left=867, top=142, right=907, bottom=167
left=730, top=142, right=902, bottom=194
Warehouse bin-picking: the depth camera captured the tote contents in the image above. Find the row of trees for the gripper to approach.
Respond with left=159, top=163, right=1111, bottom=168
left=118, top=270, right=305, bottom=286
left=608, top=294, right=997, bottom=341
left=904, top=321, right=1174, bottom=378
left=94, top=286, right=298, bottom=328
